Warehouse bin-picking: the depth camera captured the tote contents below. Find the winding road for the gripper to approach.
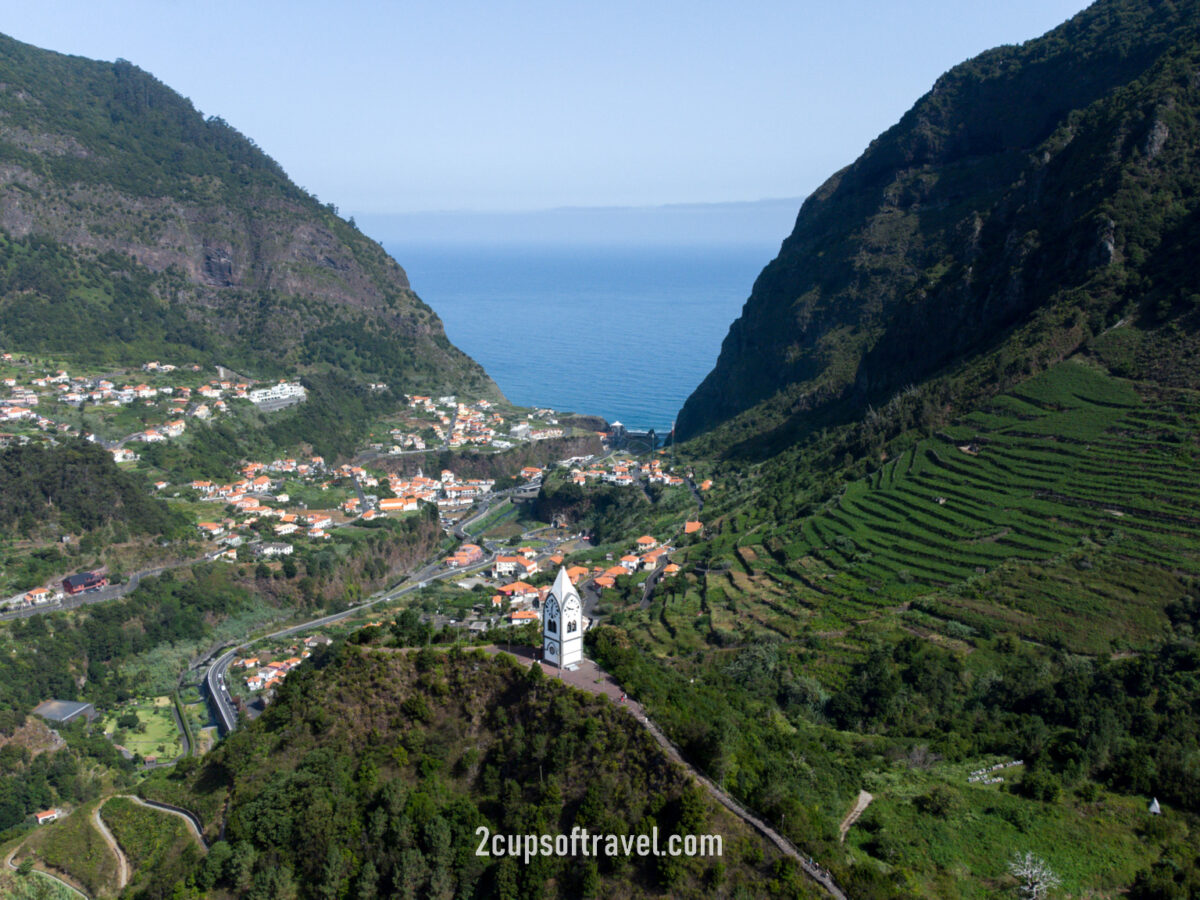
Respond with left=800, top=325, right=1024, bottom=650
left=91, top=803, right=129, bottom=891
left=202, top=481, right=554, bottom=734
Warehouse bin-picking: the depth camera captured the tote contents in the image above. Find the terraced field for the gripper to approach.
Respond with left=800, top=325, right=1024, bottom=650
left=640, top=361, right=1200, bottom=656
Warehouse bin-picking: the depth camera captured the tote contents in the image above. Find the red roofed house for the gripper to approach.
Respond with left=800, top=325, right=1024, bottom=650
left=496, top=581, right=538, bottom=603
left=492, top=555, right=539, bottom=579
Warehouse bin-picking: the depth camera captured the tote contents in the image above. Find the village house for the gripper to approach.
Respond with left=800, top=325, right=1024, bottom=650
left=492, top=555, right=539, bottom=579
left=445, top=543, right=484, bottom=568
left=496, top=581, right=539, bottom=604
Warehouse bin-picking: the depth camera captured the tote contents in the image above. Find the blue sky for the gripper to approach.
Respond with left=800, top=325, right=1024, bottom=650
left=3, top=1, right=1091, bottom=214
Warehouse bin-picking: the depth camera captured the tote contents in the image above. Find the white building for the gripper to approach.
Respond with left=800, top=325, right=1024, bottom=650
left=249, top=382, right=307, bottom=405
left=543, top=568, right=583, bottom=669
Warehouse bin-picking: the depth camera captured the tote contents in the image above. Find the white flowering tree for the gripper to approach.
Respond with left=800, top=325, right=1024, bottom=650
left=1008, top=852, right=1061, bottom=899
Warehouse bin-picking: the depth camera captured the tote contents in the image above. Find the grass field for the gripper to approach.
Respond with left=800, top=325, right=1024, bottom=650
left=100, top=698, right=183, bottom=761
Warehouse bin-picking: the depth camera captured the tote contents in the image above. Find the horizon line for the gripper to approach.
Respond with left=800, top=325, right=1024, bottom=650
left=350, top=196, right=806, bottom=218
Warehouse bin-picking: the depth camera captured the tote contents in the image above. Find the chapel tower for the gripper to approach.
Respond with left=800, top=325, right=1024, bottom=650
left=543, top=567, right=583, bottom=668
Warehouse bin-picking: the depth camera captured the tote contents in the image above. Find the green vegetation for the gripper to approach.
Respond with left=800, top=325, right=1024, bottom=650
left=0, top=440, right=186, bottom=540
left=588, top=358, right=1200, bottom=897
left=0, top=566, right=255, bottom=734
left=158, top=646, right=796, bottom=899
left=99, top=797, right=203, bottom=896
left=0, top=866, right=80, bottom=900
left=99, top=698, right=183, bottom=761
left=18, top=802, right=119, bottom=898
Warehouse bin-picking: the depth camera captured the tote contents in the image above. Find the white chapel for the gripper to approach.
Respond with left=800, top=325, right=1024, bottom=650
left=543, top=567, right=583, bottom=669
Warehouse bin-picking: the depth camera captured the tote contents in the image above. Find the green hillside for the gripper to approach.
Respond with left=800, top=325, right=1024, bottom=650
left=0, top=33, right=500, bottom=401
left=141, top=645, right=803, bottom=900
left=603, top=0, right=1200, bottom=896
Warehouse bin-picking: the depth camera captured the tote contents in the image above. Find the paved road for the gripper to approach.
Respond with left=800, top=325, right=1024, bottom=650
left=350, top=474, right=369, bottom=511
left=639, top=560, right=668, bottom=609
left=203, top=542, right=507, bottom=734
left=4, top=843, right=89, bottom=899
left=91, top=803, right=129, bottom=891
left=120, top=795, right=207, bottom=849
left=202, top=482, right=566, bottom=733
left=1, top=556, right=208, bottom=621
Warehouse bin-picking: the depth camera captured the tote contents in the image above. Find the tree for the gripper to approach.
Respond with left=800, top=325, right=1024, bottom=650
left=1009, top=852, right=1061, bottom=899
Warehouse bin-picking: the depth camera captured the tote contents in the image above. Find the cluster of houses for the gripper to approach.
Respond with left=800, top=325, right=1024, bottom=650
left=234, top=634, right=331, bottom=693
left=403, top=395, right=506, bottom=449
left=479, top=534, right=683, bottom=627
left=399, top=394, right=569, bottom=452
left=367, top=468, right=496, bottom=517
left=567, top=456, right=686, bottom=488
left=0, top=376, right=77, bottom=440
left=191, top=457, right=500, bottom=559
left=591, top=535, right=680, bottom=589
left=1, top=363, right=312, bottom=453
left=449, top=400, right=506, bottom=448
left=189, top=456, right=342, bottom=547
left=51, top=369, right=245, bottom=415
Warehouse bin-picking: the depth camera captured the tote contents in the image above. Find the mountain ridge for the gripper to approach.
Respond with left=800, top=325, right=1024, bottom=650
left=676, top=0, right=1200, bottom=449
left=0, top=32, right=501, bottom=400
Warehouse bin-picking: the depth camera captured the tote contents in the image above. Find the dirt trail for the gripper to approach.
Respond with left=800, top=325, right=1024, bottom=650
left=839, top=790, right=873, bottom=843
left=91, top=803, right=129, bottom=890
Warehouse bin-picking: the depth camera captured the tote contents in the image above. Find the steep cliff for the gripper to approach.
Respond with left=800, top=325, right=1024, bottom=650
left=677, top=0, right=1200, bottom=450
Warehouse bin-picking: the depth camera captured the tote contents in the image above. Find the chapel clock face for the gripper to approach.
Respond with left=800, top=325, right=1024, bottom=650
left=545, top=598, right=560, bottom=620
left=563, top=597, right=579, bottom=619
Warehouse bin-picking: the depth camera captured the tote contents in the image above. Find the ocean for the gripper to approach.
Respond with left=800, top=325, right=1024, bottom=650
left=387, top=243, right=772, bottom=434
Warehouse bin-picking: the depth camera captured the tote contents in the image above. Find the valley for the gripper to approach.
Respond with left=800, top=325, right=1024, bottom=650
left=4, top=1, right=1200, bottom=898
